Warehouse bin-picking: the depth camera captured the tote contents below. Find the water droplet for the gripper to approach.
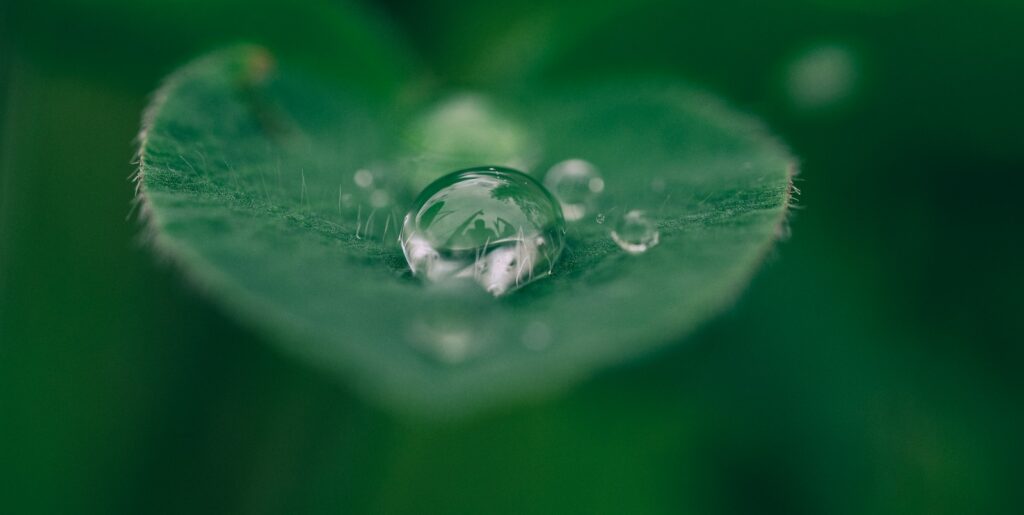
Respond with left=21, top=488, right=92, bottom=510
left=401, top=166, right=566, bottom=297
left=611, top=210, right=660, bottom=254
left=543, top=159, right=603, bottom=222
left=353, top=169, right=374, bottom=188
left=785, top=43, right=858, bottom=111
left=595, top=213, right=606, bottom=224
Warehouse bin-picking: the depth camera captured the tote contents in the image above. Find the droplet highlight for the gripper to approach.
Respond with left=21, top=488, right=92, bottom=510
left=543, top=159, right=603, bottom=222
left=401, top=166, right=566, bottom=296
left=611, top=210, right=660, bottom=254
left=353, top=169, right=374, bottom=188
left=785, top=43, right=858, bottom=111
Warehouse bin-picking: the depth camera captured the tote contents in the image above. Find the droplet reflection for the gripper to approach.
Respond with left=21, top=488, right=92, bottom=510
left=401, top=166, right=566, bottom=296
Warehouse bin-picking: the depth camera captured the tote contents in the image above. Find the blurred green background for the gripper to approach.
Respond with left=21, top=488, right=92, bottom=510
left=1, top=0, right=1022, bottom=513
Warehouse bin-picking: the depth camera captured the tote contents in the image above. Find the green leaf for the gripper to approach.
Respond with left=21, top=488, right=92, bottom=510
left=137, top=46, right=795, bottom=416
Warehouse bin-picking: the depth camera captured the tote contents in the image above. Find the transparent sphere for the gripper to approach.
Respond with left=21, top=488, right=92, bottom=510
left=543, top=159, right=604, bottom=221
left=611, top=210, right=660, bottom=254
left=400, top=166, right=566, bottom=296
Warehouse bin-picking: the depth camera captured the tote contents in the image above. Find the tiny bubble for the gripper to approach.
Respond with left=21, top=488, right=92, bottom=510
left=785, top=43, right=858, bottom=110
left=354, top=169, right=374, bottom=188
left=611, top=210, right=660, bottom=254
left=544, top=158, right=603, bottom=222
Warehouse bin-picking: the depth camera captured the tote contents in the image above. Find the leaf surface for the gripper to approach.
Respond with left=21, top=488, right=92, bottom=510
left=137, top=46, right=795, bottom=414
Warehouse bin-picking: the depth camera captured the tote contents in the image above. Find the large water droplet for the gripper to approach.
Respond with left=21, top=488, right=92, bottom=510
left=611, top=210, right=660, bottom=254
left=543, top=159, right=603, bottom=221
left=400, top=166, right=566, bottom=296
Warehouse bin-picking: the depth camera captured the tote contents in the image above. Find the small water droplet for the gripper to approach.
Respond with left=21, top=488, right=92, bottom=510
left=785, top=43, right=858, bottom=111
left=611, top=210, right=660, bottom=254
left=401, top=166, right=566, bottom=296
left=354, top=169, right=374, bottom=188
left=544, top=159, right=603, bottom=222
left=595, top=213, right=606, bottom=224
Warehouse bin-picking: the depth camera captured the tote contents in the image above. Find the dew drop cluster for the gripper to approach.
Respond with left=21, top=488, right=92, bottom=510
left=399, top=157, right=661, bottom=299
